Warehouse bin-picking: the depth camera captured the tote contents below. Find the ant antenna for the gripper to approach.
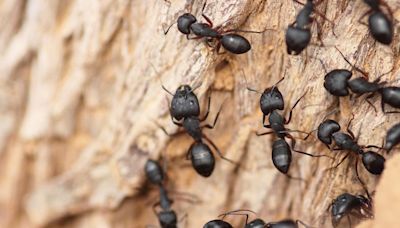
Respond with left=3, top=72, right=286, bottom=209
left=163, top=22, right=177, bottom=35
left=189, top=82, right=202, bottom=93
left=218, top=209, right=257, bottom=219
left=219, top=209, right=257, bottom=225
left=150, top=63, right=174, bottom=96
left=241, top=69, right=263, bottom=94
left=310, top=56, right=328, bottom=74
left=334, top=46, right=369, bottom=78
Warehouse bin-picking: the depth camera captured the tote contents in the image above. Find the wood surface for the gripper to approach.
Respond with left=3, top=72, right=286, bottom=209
left=0, top=0, right=399, bottom=227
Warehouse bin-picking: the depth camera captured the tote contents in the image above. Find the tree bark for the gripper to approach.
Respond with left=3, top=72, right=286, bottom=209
left=0, top=0, right=399, bottom=227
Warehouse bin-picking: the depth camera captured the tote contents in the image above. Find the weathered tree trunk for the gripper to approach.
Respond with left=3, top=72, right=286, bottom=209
left=0, top=0, right=399, bottom=227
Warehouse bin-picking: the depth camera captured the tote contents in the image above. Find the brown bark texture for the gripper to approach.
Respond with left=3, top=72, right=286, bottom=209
left=0, top=0, right=400, bottom=227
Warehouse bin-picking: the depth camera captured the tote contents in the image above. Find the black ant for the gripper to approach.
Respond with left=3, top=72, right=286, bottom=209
left=213, top=209, right=312, bottom=228
left=255, top=91, right=333, bottom=178
left=144, top=159, right=199, bottom=228
left=144, top=159, right=177, bottom=228
left=321, top=47, right=398, bottom=113
left=163, top=1, right=269, bottom=54
left=360, top=0, right=394, bottom=45
left=161, top=84, right=236, bottom=177
left=310, top=116, right=385, bottom=189
left=329, top=192, right=373, bottom=227
left=286, top=0, right=336, bottom=55
left=384, top=122, right=400, bottom=152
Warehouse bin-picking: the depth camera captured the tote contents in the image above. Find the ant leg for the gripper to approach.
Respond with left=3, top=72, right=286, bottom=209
left=315, top=19, right=326, bottom=46
left=220, top=28, right=276, bottom=34
left=365, top=93, right=378, bottom=113
left=355, top=158, right=371, bottom=199
left=202, top=102, right=223, bottom=129
left=186, top=34, right=204, bottom=40
left=346, top=114, right=356, bottom=139
left=312, top=10, right=337, bottom=37
left=157, top=121, right=185, bottom=137
left=288, top=134, right=333, bottom=159
left=262, top=115, right=272, bottom=128
left=325, top=152, right=350, bottom=171
left=303, top=129, right=317, bottom=140
left=358, top=9, right=373, bottom=27
left=285, top=91, right=308, bottom=124
left=216, top=41, right=227, bottom=55
left=292, top=0, right=305, bottom=6
left=334, top=46, right=369, bottom=79
left=285, top=174, right=305, bottom=181
left=256, top=131, right=274, bottom=136
left=203, top=135, right=238, bottom=165
left=200, top=96, right=211, bottom=121
left=380, top=1, right=394, bottom=21
left=283, top=129, right=315, bottom=136
left=296, top=220, right=312, bottom=228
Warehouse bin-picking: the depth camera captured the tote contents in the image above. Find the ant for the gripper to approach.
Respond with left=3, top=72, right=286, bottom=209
left=286, top=0, right=336, bottom=55
left=329, top=192, right=373, bottom=227
left=243, top=70, right=332, bottom=178
left=161, top=84, right=236, bottom=177
left=256, top=92, right=333, bottom=178
left=163, top=1, right=268, bottom=54
left=214, top=209, right=312, bottom=228
left=310, top=116, right=385, bottom=188
left=360, top=0, right=394, bottom=45
left=321, top=47, right=397, bottom=113
left=145, top=159, right=199, bottom=228
left=144, top=159, right=177, bottom=228
left=384, top=122, right=400, bottom=152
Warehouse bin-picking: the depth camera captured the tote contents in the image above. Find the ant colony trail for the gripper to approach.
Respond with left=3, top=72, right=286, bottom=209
left=0, top=1, right=399, bottom=228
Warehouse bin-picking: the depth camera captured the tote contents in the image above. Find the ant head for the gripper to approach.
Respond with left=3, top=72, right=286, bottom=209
left=204, top=219, right=233, bottom=228
left=331, top=193, right=357, bottom=225
left=245, top=218, right=265, bottom=228
left=323, top=69, right=352, bottom=96
left=170, top=85, right=200, bottom=120
left=285, top=26, right=311, bottom=55
left=188, top=142, right=215, bottom=177
left=158, top=210, right=177, bottom=228
left=317, top=119, right=341, bottom=145
left=361, top=151, right=385, bottom=175
left=145, top=159, right=164, bottom=185
left=177, top=13, right=197, bottom=34
left=260, top=87, right=284, bottom=115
